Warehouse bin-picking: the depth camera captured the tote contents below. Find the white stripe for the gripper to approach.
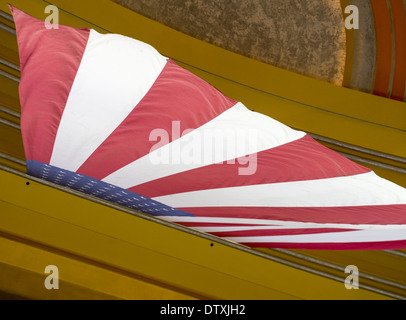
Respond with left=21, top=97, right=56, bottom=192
left=225, top=229, right=406, bottom=244
left=160, top=216, right=406, bottom=230
left=163, top=216, right=298, bottom=226
left=50, top=29, right=168, bottom=171
left=191, top=226, right=339, bottom=233
left=153, top=172, right=406, bottom=208
left=102, top=102, right=305, bottom=188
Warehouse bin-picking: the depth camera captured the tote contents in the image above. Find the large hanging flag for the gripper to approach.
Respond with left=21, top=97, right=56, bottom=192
left=10, top=6, right=406, bottom=250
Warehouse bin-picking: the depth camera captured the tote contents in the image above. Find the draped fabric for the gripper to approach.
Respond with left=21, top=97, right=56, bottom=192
left=11, top=6, right=406, bottom=250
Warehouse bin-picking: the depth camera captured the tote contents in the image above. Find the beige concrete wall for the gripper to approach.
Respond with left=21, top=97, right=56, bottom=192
left=113, top=0, right=346, bottom=86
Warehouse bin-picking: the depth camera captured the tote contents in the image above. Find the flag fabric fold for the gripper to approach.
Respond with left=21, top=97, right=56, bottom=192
left=10, top=6, right=406, bottom=250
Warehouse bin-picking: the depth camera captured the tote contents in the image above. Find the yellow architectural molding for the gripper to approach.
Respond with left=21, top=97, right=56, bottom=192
left=0, top=168, right=393, bottom=300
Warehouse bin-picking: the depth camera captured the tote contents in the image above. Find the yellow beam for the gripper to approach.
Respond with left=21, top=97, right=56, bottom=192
left=0, top=235, right=194, bottom=300
left=0, top=168, right=391, bottom=300
left=0, top=123, right=24, bottom=160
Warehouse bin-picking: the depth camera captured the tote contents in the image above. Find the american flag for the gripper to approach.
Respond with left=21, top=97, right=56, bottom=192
left=11, top=6, right=406, bottom=250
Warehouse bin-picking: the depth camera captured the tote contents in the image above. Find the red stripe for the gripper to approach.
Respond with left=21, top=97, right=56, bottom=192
left=77, top=59, right=237, bottom=179
left=244, top=240, right=406, bottom=250
left=11, top=6, right=90, bottom=163
left=130, top=135, right=370, bottom=198
left=178, top=205, right=406, bottom=226
left=205, top=228, right=355, bottom=238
